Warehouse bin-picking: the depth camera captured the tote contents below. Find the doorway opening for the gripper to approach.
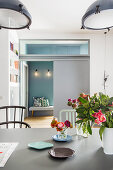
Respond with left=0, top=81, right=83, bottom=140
left=19, top=39, right=90, bottom=128
left=20, top=61, right=54, bottom=128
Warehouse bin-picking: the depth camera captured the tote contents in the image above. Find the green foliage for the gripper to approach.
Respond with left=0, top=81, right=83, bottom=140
left=76, top=120, right=83, bottom=124
left=104, top=112, right=113, bottom=128
left=87, top=121, right=92, bottom=135
left=69, top=92, right=113, bottom=136
left=78, top=97, right=88, bottom=104
left=99, top=126, right=105, bottom=140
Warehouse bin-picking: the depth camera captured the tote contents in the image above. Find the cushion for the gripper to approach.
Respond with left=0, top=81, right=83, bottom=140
left=33, top=97, right=49, bottom=107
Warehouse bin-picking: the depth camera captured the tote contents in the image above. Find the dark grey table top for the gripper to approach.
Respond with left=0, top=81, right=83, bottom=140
left=0, top=128, right=112, bottom=170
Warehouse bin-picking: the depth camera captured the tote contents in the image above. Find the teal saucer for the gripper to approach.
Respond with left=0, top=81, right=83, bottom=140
left=28, top=141, right=53, bottom=150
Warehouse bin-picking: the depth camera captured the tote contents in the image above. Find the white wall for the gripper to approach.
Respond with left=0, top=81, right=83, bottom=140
left=0, top=30, right=9, bottom=122
left=54, top=60, right=90, bottom=117
left=105, top=34, right=113, bottom=96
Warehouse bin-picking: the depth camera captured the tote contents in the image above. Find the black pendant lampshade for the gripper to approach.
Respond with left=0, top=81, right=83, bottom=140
left=0, top=0, right=32, bottom=29
left=82, top=0, right=113, bottom=30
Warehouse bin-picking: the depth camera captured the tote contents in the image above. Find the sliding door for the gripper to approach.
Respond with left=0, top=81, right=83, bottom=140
left=54, top=60, right=90, bottom=118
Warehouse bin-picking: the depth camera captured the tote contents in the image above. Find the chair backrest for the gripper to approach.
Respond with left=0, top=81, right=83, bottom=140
left=0, top=121, right=31, bottom=128
left=0, top=106, right=26, bottom=128
left=59, top=109, right=76, bottom=128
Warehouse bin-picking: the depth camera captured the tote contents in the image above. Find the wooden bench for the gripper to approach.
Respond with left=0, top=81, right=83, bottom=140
left=29, top=106, right=54, bottom=117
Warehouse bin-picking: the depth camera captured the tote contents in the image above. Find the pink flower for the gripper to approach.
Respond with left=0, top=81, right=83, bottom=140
left=68, top=99, right=72, bottom=102
left=92, top=110, right=103, bottom=118
left=64, top=120, right=71, bottom=127
left=57, top=122, right=64, bottom=129
left=95, top=118, right=101, bottom=125
left=98, top=110, right=103, bottom=116
left=92, top=112, right=98, bottom=118
left=98, top=115, right=106, bottom=123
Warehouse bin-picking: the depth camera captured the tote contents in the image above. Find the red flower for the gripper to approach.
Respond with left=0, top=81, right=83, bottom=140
left=51, top=118, right=58, bottom=128
left=64, top=120, right=71, bottom=127
left=56, top=127, right=63, bottom=131
left=72, top=99, right=76, bottom=103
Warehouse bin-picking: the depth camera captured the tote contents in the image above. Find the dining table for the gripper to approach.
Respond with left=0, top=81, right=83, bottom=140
left=0, top=128, right=113, bottom=170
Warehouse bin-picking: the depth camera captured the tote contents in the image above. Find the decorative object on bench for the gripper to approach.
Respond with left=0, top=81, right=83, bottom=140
left=51, top=118, right=73, bottom=141
left=33, top=97, right=49, bottom=107
left=33, top=97, right=42, bottom=107
left=42, top=98, right=49, bottom=107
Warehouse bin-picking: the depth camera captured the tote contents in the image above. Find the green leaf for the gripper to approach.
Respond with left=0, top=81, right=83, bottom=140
left=82, top=123, right=87, bottom=134
left=99, top=126, right=105, bottom=140
left=76, top=107, right=85, bottom=113
left=109, top=122, right=113, bottom=128
left=76, top=120, right=83, bottom=124
left=108, top=106, right=113, bottom=111
left=78, top=97, right=88, bottom=104
left=87, top=122, right=92, bottom=135
left=108, top=97, right=113, bottom=105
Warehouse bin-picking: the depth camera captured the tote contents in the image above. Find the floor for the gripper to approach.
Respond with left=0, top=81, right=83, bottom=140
left=24, top=116, right=53, bottom=128
left=24, top=116, right=98, bottom=128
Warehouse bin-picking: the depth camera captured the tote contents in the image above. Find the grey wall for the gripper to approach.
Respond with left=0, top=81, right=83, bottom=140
left=54, top=60, right=90, bottom=118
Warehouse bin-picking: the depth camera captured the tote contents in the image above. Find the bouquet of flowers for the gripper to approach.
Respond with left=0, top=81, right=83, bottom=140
left=92, top=109, right=113, bottom=140
left=51, top=118, right=73, bottom=139
left=68, top=92, right=113, bottom=136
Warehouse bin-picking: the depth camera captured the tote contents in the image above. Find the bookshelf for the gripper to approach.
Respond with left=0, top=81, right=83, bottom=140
left=0, top=30, right=19, bottom=122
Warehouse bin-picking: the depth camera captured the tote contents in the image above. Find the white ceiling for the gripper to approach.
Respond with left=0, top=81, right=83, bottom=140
left=19, top=0, right=109, bottom=36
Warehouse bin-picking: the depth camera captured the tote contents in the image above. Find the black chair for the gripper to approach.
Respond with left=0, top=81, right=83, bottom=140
left=0, top=121, right=31, bottom=128
left=0, top=106, right=31, bottom=128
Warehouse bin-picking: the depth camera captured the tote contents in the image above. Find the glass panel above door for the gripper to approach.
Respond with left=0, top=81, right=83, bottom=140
left=20, top=40, right=89, bottom=56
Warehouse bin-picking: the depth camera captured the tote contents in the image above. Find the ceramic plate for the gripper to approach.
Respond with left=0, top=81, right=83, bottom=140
left=48, top=147, right=75, bottom=158
left=28, top=142, right=53, bottom=150
left=52, top=135, right=72, bottom=142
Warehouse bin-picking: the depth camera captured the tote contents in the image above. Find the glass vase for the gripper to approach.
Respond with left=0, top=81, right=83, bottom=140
left=76, top=121, right=92, bottom=138
left=58, top=129, right=67, bottom=139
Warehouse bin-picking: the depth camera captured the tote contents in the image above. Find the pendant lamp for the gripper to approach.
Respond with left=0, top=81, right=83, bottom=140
left=82, top=0, right=113, bottom=30
left=0, top=0, right=32, bottom=30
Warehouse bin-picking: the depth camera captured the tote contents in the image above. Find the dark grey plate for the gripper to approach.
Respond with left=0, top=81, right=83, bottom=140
left=48, top=147, right=75, bottom=158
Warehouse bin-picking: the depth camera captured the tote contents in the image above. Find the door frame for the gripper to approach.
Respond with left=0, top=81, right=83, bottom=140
left=20, top=61, right=28, bottom=118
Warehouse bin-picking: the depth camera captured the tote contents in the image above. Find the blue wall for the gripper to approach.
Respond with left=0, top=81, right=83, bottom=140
left=28, top=61, right=53, bottom=109
left=26, top=44, right=88, bottom=55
